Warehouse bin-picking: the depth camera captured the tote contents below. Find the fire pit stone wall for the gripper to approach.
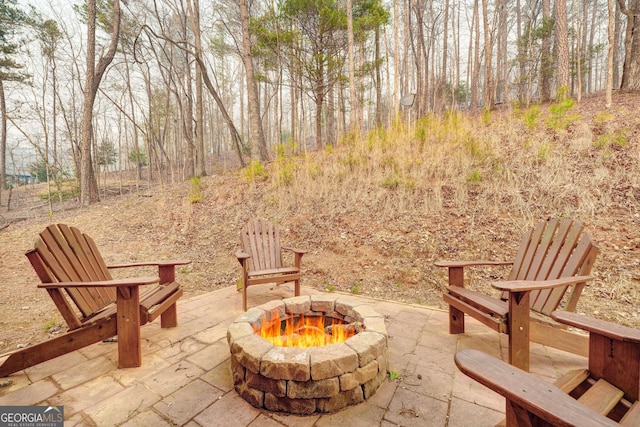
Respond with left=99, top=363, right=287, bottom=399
left=227, top=294, right=389, bottom=414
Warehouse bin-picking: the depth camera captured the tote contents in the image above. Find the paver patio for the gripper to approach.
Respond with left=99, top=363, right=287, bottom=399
left=0, top=284, right=587, bottom=426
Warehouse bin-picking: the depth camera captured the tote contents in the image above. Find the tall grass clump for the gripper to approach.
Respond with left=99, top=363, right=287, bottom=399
left=536, top=142, right=552, bottom=162
left=302, top=153, right=323, bottom=180
left=367, top=125, right=390, bottom=151
left=547, top=97, right=581, bottom=129
left=594, top=131, right=629, bottom=149
left=521, top=104, right=541, bottom=130
left=188, top=176, right=204, bottom=203
left=242, top=159, right=268, bottom=181
left=466, top=168, right=482, bottom=183
left=481, top=107, right=492, bottom=125
left=272, top=142, right=298, bottom=187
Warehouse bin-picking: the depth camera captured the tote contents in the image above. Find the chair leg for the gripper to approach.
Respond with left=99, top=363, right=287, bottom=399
left=449, top=305, right=465, bottom=334
left=160, top=303, right=178, bottom=328
left=508, top=290, right=530, bottom=372
left=116, top=286, right=142, bottom=368
left=294, top=279, right=300, bottom=296
left=243, top=282, right=248, bottom=311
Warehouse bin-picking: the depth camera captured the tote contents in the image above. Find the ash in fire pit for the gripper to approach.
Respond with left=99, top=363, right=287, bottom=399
left=227, top=295, right=388, bottom=415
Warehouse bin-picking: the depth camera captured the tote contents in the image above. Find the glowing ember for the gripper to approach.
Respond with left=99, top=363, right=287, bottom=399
left=256, top=310, right=357, bottom=348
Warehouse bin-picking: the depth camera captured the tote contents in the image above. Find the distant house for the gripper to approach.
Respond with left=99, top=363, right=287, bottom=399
left=4, top=173, right=36, bottom=186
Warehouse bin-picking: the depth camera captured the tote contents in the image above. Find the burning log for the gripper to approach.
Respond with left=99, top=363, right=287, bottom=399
left=284, top=332, right=334, bottom=345
left=293, top=325, right=325, bottom=336
left=325, top=321, right=366, bottom=336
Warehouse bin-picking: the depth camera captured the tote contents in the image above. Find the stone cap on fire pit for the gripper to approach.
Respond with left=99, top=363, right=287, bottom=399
left=227, top=294, right=389, bottom=414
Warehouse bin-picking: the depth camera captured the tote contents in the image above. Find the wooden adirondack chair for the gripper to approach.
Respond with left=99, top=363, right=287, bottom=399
left=454, top=311, right=640, bottom=426
left=0, top=224, right=190, bottom=377
left=436, top=217, right=599, bottom=371
left=235, top=219, right=307, bottom=311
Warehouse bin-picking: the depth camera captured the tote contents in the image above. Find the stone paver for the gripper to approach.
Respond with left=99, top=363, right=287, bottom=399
left=153, top=379, right=222, bottom=425
left=84, top=382, right=161, bottom=426
left=47, top=375, right=124, bottom=416
left=448, top=396, right=504, bottom=426
left=145, top=360, right=206, bottom=397
left=23, top=351, right=89, bottom=383
left=0, top=378, right=59, bottom=406
left=51, top=356, right=117, bottom=390
left=0, top=284, right=589, bottom=426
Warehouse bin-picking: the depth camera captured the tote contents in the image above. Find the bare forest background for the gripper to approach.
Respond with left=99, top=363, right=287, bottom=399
left=0, top=0, right=639, bottom=205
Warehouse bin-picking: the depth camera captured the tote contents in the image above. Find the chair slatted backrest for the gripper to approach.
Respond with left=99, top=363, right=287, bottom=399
left=240, top=219, right=283, bottom=272
left=32, top=224, right=117, bottom=319
left=502, top=218, right=597, bottom=316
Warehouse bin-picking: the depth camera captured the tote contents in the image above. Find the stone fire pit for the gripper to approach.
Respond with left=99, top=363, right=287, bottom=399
left=227, top=295, right=389, bottom=414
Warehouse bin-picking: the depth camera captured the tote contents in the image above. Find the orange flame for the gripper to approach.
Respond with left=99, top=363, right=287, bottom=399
left=256, top=311, right=354, bottom=348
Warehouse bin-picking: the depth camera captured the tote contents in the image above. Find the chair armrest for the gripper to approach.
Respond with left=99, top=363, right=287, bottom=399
left=282, top=247, right=306, bottom=268
left=282, top=246, right=308, bottom=255
left=492, top=275, right=593, bottom=292
left=108, top=260, right=190, bottom=285
left=434, top=260, right=512, bottom=268
left=38, top=276, right=159, bottom=289
left=551, top=311, right=640, bottom=343
left=454, top=349, right=619, bottom=427
left=435, top=260, right=512, bottom=287
left=108, top=260, right=191, bottom=269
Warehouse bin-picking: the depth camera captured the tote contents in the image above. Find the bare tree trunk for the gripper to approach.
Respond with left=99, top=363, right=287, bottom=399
left=613, top=0, right=622, bottom=88
left=51, top=53, right=62, bottom=201
left=123, top=58, right=142, bottom=183
left=452, top=1, right=460, bottom=109
left=186, top=0, right=208, bottom=175
left=194, top=11, right=205, bottom=176
left=374, top=25, right=383, bottom=125
left=412, top=0, right=425, bottom=117
left=239, top=0, right=270, bottom=161
left=555, top=0, right=570, bottom=99
left=403, top=0, right=410, bottom=103
left=516, top=0, right=523, bottom=102
left=607, top=0, right=615, bottom=107
left=393, top=1, right=401, bottom=120
left=291, top=71, right=297, bottom=146
left=588, top=0, right=599, bottom=93
left=274, top=68, right=281, bottom=146
left=497, top=0, right=508, bottom=104
left=80, top=0, right=120, bottom=206
left=576, top=0, right=584, bottom=101
left=338, top=78, right=346, bottom=135
left=347, top=0, right=359, bottom=133
left=471, top=0, right=480, bottom=113
left=441, top=0, right=449, bottom=110
left=327, top=86, right=335, bottom=146
left=481, top=0, right=494, bottom=109
left=0, top=81, right=6, bottom=197
left=618, top=0, right=640, bottom=92
left=272, top=12, right=283, bottom=149
left=184, top=58, right=195, bottom=179
left=315, top=89, right=323, bottom=149
left=540, top=0, right=552, bottom=102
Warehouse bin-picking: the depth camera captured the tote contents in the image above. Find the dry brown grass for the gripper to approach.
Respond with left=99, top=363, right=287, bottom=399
left=0, top=92, right=639, bottom=355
